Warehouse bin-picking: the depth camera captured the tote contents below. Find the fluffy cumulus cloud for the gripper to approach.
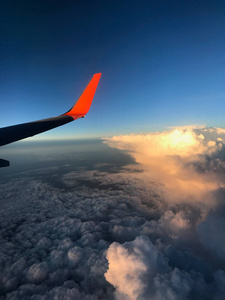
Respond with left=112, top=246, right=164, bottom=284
left=105, top=236, right=193, bottom=300
left=1, top=128, right=225, bottom=299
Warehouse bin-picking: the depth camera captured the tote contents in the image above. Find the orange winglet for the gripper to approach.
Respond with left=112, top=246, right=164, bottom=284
left=64, top=73, right=101, bottom=120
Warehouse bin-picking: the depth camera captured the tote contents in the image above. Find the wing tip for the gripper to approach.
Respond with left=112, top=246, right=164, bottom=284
left=64, top=73, right=101, bottom=119
left=94, top=72, right=102, bottom=77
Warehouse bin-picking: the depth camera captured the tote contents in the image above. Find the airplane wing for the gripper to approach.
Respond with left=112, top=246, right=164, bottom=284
left=0, top=73, right=101, bottom=168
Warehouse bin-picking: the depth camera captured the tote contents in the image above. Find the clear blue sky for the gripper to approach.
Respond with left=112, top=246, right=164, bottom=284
left=0, top=0, right=224, bottom=139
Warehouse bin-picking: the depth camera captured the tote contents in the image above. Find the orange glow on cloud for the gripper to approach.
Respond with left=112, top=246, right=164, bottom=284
left=104, top=128, right=225, bottom=205
left=105, top=238, right=147, bottom=300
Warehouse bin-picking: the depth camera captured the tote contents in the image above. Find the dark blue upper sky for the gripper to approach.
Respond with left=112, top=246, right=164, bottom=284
left=0, top=0, right=224, bottom=139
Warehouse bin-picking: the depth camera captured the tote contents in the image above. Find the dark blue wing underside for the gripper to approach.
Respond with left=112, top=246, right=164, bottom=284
left=0, top=115, right=74, bottom=147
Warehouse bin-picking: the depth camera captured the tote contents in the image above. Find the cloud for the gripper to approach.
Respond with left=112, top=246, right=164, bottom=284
left=0, top=170, right=224, bottom=299
left=103, top=128, right=225, bottom=205
left=26, top=262, right=49, bottom=284
left=102, top=128, right=225, bottom=298
left=197, top=189, right=225, bottom=259
left=2, top=132, right=225, bottom=299
left=105, top=234, right=225, bottom=300
left=105, top=235, right=209, bottom=300
left=105, top=236, right=150, bottom=300
left=214, top=128, right=225, bottom=135
left=0, top=178, right=114, bottom=298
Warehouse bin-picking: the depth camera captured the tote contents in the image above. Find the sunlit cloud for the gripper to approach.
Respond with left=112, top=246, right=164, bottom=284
left=105, top=236, right=193, bottom=300
left=103, top=128, right=225, bottom=204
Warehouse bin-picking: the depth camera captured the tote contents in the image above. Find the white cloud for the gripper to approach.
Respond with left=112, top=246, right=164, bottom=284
left=105, top=236, right=193, bottom=300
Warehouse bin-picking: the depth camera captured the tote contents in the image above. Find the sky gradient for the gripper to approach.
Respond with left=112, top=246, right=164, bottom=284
left=0, top=0, right=225, bottom=139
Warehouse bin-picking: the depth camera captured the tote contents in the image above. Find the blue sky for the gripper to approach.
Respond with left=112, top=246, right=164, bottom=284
left=0, top=0, right=224, bottom=139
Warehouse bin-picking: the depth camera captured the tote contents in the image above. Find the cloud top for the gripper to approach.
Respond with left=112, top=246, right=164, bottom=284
left=103, top=128, right=225, bottom=202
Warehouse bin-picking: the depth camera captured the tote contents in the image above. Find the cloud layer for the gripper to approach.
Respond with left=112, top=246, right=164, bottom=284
left=103, top=128, right=225, bottom=299
left=1, top=129, right=225, bottom=299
